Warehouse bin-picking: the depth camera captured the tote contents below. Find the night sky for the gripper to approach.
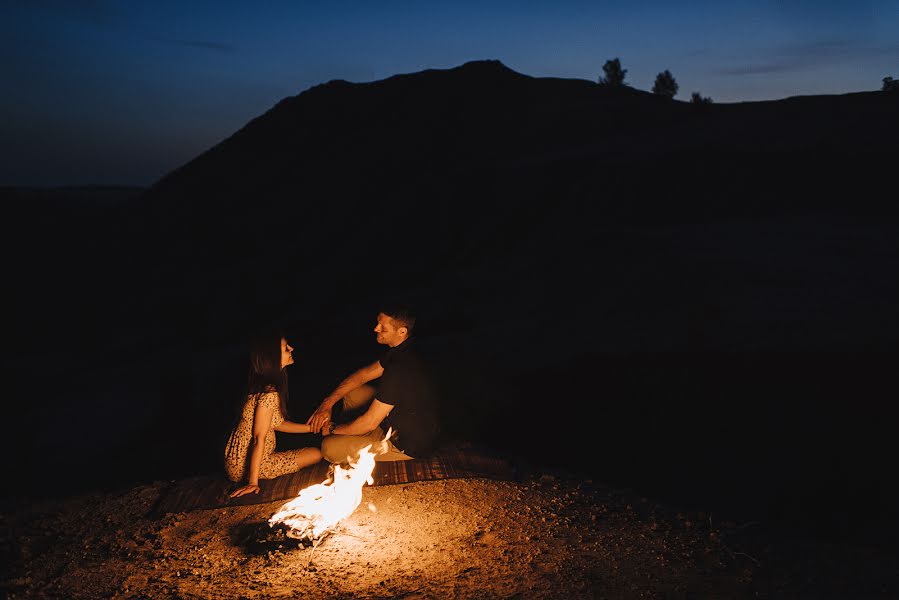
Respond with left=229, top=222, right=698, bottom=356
left=2, top=1, right=897, bottom=187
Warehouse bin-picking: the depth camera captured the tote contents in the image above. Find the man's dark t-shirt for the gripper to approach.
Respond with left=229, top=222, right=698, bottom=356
left=376, top=338, right=440, bottom=457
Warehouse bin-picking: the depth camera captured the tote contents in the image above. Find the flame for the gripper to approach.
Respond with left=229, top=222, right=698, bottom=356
left=269, top=428, right=392, bottom=540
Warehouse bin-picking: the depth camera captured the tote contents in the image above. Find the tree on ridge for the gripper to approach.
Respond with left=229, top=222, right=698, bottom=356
left=652, top=69, right=679, bottom=99
left=598, top=58, right=627, bottom=86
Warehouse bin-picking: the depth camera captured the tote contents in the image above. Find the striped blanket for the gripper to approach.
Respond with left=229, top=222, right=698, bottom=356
left=151, top=443, right=516, bottom=516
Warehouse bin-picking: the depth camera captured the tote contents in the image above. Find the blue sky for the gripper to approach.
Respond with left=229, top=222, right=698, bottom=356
left=2, top=1, right=897, bottom=186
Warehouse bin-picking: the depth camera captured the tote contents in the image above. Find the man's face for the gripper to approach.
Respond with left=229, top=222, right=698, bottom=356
left=374, top=313, right=406, bottom=347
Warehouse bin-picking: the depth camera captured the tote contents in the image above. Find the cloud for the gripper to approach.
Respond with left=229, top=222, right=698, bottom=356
left=719, top=39, right=898, bottom=77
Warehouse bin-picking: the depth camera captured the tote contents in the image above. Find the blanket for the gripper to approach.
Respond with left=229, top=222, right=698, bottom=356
left=151, top=443, right=517, bottom=516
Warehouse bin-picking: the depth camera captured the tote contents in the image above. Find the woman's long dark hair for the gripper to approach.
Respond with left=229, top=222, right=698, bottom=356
left=247, top=332, right=289, bottom=420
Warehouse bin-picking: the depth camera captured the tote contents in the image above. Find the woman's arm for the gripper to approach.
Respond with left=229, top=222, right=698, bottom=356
left=274, top=420, right=312, bottom=434
left=230, top=402, right=275, bottom=498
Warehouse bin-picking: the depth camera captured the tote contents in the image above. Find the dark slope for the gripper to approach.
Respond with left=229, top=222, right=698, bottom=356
left=144, top=59, right=897, bottom=215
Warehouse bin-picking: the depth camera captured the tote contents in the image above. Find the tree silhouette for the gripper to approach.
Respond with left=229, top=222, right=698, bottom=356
left=598, top=58, right=627, bottom=86
left=652, top=70, right=679, bottom=99
left=690, top=92, right=713, bottom=105
left=883, top=76, right=899, bottom=92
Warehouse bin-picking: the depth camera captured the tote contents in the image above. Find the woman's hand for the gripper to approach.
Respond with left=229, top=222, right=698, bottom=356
left=230, top=483, right=260, bottom=498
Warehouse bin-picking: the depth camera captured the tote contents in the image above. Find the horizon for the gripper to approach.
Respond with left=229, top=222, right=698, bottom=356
left=2, top=1, right=897, bottom=188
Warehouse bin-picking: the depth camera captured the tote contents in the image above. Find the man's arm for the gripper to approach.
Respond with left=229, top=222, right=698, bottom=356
left=329, top=398, right=393, bottom=436
left=306, top=360, right=384, bottom=433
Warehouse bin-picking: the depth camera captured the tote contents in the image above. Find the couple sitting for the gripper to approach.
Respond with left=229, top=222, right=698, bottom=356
left=224, top=304, right=440, bottom=498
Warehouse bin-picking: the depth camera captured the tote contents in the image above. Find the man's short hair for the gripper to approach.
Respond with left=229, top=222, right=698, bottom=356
left=380, top=303, right=416, bottom=333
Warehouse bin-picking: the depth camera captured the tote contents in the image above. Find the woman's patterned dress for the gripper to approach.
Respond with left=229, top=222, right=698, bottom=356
left=224, top=391, right=312, bottom=482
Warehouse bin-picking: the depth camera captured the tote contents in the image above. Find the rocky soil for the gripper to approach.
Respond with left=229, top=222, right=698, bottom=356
left=3, top=473, right=899, bottom=599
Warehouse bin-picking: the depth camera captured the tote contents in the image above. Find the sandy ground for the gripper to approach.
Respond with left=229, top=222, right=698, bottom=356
left=3, top=472, right=899, bottom=599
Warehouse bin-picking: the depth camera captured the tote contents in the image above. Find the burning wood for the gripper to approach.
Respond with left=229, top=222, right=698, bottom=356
left=268, top=429, right=392, bottom=542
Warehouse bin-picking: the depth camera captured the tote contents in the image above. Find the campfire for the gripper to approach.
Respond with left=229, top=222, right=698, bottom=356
left=268, top=429, right=392, bottom=543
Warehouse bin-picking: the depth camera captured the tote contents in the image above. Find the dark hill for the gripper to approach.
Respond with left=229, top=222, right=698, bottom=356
left=144, top=59, right=897, bottom=215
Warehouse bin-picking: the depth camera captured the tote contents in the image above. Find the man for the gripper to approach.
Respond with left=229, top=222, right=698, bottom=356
left=307, top=304, right=440, bottom=464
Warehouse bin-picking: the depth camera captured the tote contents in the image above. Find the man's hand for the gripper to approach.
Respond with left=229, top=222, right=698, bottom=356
left=229, top=483, right=260, bottom=498
left=306, top=403, right=333, bottom=434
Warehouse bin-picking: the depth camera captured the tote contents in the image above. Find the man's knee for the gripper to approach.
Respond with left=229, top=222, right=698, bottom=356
left=321, top=436, right=352, bottom=464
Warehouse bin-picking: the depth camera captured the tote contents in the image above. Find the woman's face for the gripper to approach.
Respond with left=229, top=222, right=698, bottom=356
left=280, top=338, right=295, bottom=369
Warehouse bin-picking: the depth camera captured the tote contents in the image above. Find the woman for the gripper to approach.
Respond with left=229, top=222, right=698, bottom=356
left=224, top=333, right=321, bottom=498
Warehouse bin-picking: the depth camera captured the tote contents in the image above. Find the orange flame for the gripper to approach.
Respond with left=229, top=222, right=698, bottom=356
left=269, top=428, right=392, bottom=539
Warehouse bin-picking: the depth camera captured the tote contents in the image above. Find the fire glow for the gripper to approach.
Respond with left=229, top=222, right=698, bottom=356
left=268, top=429, right=392, bottom=541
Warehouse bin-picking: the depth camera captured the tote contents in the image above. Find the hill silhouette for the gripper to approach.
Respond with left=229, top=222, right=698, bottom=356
left=145, top=58, right=897, bottom=214
left=5, top=60, right=899, bottom=552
